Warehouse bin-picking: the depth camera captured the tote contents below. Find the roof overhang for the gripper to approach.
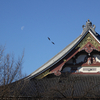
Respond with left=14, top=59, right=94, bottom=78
left=26, top=20, right=100, bottom=80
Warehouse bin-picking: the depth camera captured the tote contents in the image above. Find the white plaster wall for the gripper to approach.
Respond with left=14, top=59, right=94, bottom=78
left=76, top=55, right=87, bottom=63
left=93, top=54, right=100, bottom=63
left=77, top=67, right=100, bottom=73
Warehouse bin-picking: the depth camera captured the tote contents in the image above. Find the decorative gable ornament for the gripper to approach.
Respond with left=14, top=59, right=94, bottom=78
left=27, top=20, right=100, bottom=79
left=76, top=32, right=100, bottom=53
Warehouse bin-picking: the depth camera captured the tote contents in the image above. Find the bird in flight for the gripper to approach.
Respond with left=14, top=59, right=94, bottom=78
left=47, top=37, right=55, bottom=45
left=52, top=42, right=55, bottom=45
left=48, top=37, right=50, bottom=40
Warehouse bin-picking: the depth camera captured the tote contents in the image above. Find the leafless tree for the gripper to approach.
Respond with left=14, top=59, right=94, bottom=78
left=0, top=46, right=25, bottom=100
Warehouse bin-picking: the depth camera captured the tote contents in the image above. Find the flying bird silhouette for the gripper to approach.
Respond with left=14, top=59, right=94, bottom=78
left=47, top=37, right=55, bottom=45
left=48, top=37, right=50, bottom=40
left=52, top=42, right=55, bottom=45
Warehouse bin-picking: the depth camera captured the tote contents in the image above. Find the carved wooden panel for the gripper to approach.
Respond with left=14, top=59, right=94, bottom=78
left=76, top=33, right=100, bottom=52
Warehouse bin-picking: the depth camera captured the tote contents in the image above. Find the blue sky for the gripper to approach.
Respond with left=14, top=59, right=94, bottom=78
left=0, top=0, right=100, bottom=76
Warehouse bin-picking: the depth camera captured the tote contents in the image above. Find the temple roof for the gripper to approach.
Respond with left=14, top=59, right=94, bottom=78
left=26, top=20, right=100, bottom=80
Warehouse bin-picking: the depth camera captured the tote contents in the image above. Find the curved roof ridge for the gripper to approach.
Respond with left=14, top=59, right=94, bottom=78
left=27, top=34, right=83, bottom=79
left=26, top=20, right=100, bottom=79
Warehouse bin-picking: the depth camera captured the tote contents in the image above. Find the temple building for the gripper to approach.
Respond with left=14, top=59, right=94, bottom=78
left=1, top=20, right=100, bottom=100
left=24, top=20, right=100, bottom=100
left=28, top=19, right=100, bottom=79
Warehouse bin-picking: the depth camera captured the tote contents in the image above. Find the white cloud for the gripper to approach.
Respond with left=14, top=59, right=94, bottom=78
left=21, top=26, right=24, bottom=30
